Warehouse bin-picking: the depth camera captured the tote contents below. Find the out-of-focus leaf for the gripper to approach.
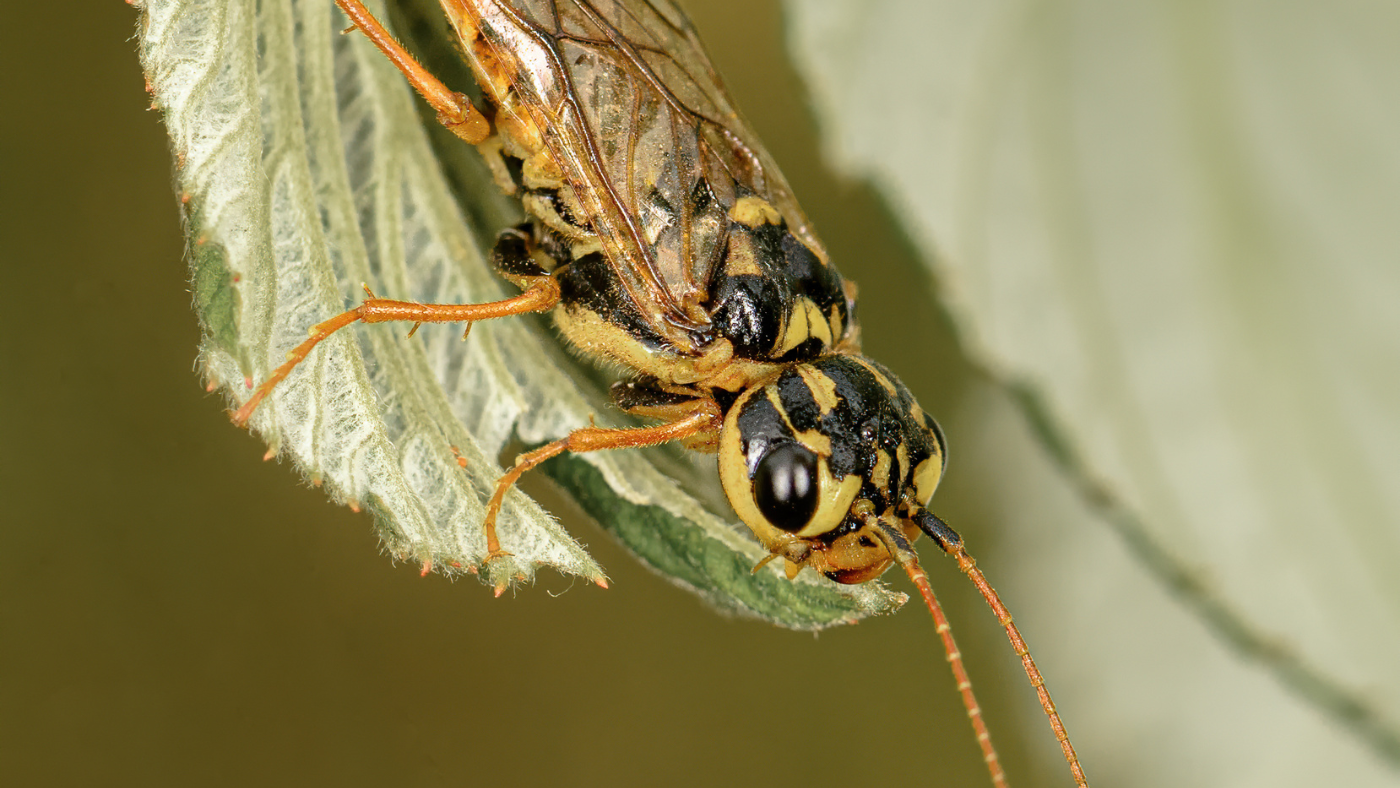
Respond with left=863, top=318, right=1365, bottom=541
left=135, top=0, right=900, bottom=628
left=786, top=0, right=1400, bottom=783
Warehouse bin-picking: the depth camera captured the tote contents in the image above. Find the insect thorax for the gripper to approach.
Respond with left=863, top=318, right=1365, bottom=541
left=540, top=193, right=858, bottom=392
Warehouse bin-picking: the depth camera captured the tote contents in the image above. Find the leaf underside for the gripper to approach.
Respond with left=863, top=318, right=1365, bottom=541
left=784, top=0, right=1400, bottom=780
left=137, top=0, right=902, bottom=629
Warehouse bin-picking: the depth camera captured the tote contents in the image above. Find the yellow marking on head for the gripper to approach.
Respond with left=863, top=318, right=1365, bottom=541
left=762, top=388, right=832, bottom=457
left=719, top=388, right=780, bottom=546
left=794, top=428, right=832, bottom=459
left=912, top=457, right=943, bottom=506
left=763, top=387, right=790, bottom=429
left=908, top=400, right=925, bottom=426
left=729, top=196, right=783, bottom=228
left=796, top=366, right=840, bottom=415
left=851, top=357, right=898, bottom=395
left=870, top=449, right=892, bottom=492
left=796, top=465, right=863, bottom=539
left=720, top=389, right=854, bottom=548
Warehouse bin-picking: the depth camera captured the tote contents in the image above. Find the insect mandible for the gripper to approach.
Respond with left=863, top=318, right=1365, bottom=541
left=231, top=1, right=1089, bottom=785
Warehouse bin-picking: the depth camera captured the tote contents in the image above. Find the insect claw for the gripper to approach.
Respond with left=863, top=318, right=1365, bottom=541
left=460, top=322, right=473, bottom=341
left=479, top=546, right=519, bottom=597
left=406, top=322, right=422, bottom=339
left=361, top=283, right=378, bottom=299
left=420, top=558, right=433, bottom=577
left=749, top=553, right=781, bottom=574
left=594, top=577, right=609, bottom=589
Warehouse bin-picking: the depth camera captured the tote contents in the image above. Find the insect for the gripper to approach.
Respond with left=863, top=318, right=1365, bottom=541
left=232, top=1, right=1088, bottom=785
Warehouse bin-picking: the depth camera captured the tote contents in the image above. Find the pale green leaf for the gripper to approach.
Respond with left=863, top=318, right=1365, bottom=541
left=787, top=0, right=1400, bottom=782
left=136, top=0, right=901, bottom=628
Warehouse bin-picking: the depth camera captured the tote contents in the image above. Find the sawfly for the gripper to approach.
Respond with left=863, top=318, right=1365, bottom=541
left=231, top=1, right=1089, bottom=784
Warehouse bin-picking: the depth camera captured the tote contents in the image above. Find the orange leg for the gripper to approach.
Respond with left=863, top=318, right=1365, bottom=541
left=232, top=278, right=560, bottom=427
left=479, top=404, right=723, bottom=588
left=334, top=0, right=489, bottom=143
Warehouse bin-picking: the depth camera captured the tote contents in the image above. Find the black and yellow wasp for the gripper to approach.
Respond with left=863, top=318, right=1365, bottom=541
left=232, top=1, right=1087, bottom=784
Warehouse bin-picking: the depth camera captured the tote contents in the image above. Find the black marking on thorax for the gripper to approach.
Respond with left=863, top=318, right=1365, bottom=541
left=708, top=213, right=853, bottom=363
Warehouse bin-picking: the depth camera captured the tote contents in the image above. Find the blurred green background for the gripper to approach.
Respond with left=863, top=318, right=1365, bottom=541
left=0, top=1, right=1063, bottom=786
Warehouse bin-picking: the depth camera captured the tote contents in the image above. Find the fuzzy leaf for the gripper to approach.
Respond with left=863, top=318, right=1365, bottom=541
left=136, top=0, right=900, bottom=627
left=786, top=0, right=1400, bottom=782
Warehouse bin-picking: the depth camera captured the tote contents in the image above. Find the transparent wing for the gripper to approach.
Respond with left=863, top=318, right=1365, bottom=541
left=442, top=0, right=826, bottom=351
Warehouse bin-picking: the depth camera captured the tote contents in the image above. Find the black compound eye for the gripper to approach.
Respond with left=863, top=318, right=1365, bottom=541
left=753, top=443, right=819, bottom=532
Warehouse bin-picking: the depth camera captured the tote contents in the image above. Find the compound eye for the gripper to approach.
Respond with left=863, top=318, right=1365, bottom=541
left=753, top=443, right=820, bottom=533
